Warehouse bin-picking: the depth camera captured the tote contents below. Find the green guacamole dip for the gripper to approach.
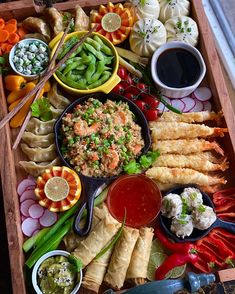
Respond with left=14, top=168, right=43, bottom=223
left=37, top=256, right=77, bottom=294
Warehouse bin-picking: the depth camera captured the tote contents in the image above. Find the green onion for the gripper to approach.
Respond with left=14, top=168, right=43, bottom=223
left=95, top=209, right=126, bottom=260
left=23, top=227, right=50, bottom=253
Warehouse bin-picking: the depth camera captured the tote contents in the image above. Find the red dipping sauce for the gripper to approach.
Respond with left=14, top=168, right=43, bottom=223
left=106, top=174, right=162, bottom=228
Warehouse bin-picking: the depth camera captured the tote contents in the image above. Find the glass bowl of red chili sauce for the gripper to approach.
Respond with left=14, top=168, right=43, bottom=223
left=106, top=174, right=162, bottom=228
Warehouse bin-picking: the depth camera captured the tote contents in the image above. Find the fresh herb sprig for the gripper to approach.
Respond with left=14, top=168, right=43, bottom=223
left=31, top=97, right=53, bottom=121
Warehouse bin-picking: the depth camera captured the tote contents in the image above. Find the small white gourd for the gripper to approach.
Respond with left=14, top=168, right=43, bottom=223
left=130, top=18, right=167, bottom=57
left=159, top=0, right=190, bottom=23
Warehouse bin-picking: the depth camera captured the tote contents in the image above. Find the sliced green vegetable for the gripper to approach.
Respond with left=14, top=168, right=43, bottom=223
left=123, top=160, right=141, bottom=174
left=68, top=255, right=83, bottom=272
left=23, top=227, right=50, bottom=253
left=95, top=209, right=126, bottom=260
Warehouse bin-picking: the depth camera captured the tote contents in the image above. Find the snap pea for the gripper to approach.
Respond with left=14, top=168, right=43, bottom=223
left=85, top=55, right=96, bottom=82
left=56, top=70, right=87, bottom=89
left=88, top=60, right=106, bottom=84
left=57, top=36, right=78, bottom=60
left=86, top=37, right=101, bottom=51
left=93, top=35, right=113, bottom=56
left=87, top=71, right=111, bottom=89
left=84, top=43, right=104, bottom=61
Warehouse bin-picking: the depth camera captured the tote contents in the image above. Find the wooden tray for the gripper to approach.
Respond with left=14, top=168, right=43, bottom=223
left=0, top=1, right=235, bottom=293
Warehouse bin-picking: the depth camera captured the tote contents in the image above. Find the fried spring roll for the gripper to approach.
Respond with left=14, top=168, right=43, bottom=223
left=154, top=154, right=229, bottom=171
left=151, top=122, right=227, bottom=140
left=104, top=227, right=139, bottom=290
left=82, top=248, right=113, bottom=293
left=146, top=167, right=226, bottom=186
left=152, top=139, right=224, bottom=156
left=72, top=213, right=121, bottom=267
left=154, top=111, right=220, bottom=123
left=126, top=227, right=154, bottom=285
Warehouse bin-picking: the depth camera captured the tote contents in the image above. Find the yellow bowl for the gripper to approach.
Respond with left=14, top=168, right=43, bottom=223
left=50, top=31, right=120, bottom=95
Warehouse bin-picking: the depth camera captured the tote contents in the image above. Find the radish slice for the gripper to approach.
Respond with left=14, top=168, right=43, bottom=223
left=20, top=199, right=36, bottom=217
left=190, top=99, right=204, bottom=112
left=22, top=218, right=40, bottom=237
left=20, top=189, right=36, bottom=203
left=203, top=100, right=212, bottom=111
left=17, top=179, right=36, bottom=196
left=180, top=97, right=196, bottom=112
left=157, top=102, right=165, bottom=113
left=39, top=210, right=57, bottom=227
left=194, top=87, right=212, bottom=101
left=25, top=185, right=36, bottom=191
left=32, top=229, right=40, bottom=236
left=29, top=204, right=44, bottom=219
left=171, top=99, right=186, bottom=112
left=27, top=175, right=36, bottom=184
left=21, top=215, right=27, bottom=223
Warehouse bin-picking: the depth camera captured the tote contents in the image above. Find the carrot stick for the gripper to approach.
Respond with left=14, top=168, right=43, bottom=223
left=4, top=24, right=17, bottom=34
left=0, top=18, right=5, bottom=30
left=8, top=33, right=19, bottom=44
left=0, top=30, right=9, bottom=42
left=7, top=19, right=17, bottom=26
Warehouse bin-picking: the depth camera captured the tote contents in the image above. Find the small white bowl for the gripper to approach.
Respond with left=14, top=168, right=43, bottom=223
left=151, top=41, right=206, bottom=98
left=9, top=38, right=50, bottom=81
left=32, top=250, right=83, bottom=294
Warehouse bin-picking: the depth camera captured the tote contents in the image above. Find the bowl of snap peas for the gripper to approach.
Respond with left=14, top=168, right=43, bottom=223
left=51, top=31, right=121, bottom=94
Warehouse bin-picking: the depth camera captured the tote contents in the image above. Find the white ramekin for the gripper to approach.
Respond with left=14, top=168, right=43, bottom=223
left=32, top=250, right=83, bottom=294
left=151, top=41, right=206, bottom=98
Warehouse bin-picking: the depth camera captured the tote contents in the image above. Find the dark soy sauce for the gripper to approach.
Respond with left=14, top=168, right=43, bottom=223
left=157, top=48, right=201, bottom=88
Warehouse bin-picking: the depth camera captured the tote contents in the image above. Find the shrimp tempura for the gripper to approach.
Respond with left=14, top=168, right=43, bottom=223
left=146, top=167, right=227, bottom=186
left=151, top=122, right=228, bottom=140
left=154, top=153, right=229, bottom=171
left=152, top=139, right=224, bottom=156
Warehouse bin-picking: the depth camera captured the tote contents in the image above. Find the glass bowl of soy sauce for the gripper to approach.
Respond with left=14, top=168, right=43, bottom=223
left=151, top=41, right=206, bottom=98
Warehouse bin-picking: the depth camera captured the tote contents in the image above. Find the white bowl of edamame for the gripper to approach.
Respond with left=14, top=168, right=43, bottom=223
left=9, top=38, right=50, bottom=80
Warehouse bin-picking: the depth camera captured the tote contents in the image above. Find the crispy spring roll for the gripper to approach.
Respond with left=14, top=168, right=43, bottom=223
left=126, top=227, right=154, bottom=285
left=104, top=227, right=139, bottom=290
left=82, top=248, right=113, bottom=293
left=63, top=204, right=108, bottom=252
left=72, top=213, right=121, bottom=267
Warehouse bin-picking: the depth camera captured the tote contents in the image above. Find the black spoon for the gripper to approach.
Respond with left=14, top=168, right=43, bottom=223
left=54, top=93, right=151, bottom=237
left=160, top=185, right=235, bottom=242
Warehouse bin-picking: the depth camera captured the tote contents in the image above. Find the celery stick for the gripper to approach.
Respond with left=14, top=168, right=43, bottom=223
left=25, top=218, right=73, bottom=268
left=23, top=227, right=50, bottom=253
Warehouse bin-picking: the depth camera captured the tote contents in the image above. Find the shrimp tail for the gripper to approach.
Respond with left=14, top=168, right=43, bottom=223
left=199, top=184, right=222, bottom=194
left=214, top=128, right=228, bottom=137
left=211, top=141, right=224, bottom=156
left=215, top=111, right=224, bottom=126
left=219, top=157, right=229, bottom=171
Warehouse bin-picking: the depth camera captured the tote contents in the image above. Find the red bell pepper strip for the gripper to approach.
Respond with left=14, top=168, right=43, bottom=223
left=213, top=188, right=235, bottom=198
left=154, top=227, right=198, bottom=280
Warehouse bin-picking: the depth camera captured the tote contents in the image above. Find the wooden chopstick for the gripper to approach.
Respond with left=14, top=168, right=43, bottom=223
left=0, top=25, right=97, bottom=131
left=12, top=20, right=73, bottom=150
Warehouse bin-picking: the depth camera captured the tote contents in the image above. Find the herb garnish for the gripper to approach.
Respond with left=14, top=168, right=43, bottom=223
left=198, top=204, right=206, bottom=213
left=31, top=97, right=53, bottom=121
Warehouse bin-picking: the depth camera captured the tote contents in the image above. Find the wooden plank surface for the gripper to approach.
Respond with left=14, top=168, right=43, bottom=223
left=0, top=1, right=234, bottom=293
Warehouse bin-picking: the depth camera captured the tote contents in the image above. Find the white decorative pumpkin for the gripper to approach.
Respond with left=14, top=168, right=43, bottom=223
left=129, top=0, right=160, bottom=20
left=165, top=16, right=199, bottom=47
left=159, top=0, right=190, bottom=23
left=130, top=18, right=166, bottom=57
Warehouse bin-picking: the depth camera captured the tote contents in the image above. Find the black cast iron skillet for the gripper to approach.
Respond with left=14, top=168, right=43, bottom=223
left=160, top=185, right=235, bottom=242
left=54, top=93, right=151, bottom=236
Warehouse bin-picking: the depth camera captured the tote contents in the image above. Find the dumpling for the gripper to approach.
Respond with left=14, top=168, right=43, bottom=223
left=50, top=105, right=64, bottom=118
left=43, top=7, right=64, bottom=36
left=48, top=82, right=70, bottom=109
left=159, top=0, right=190, bottom=23
left=19, top=158, right=61, bottom=177
left=22, top=17, right=51, bottom=42
left=21, top=143, right=57, bottom=162
left=74, top=5, right=89, bottom=31
left=192, top=205, right=216, bottom=230
left=129, top=18, right=166, bottom=57
left=161, top=193, right=182, bottom=217
left=26, top=117, right=56, bottom=135
left=22, top=132, right=54, bottom=148
left=180, top=187, right=203, bottom=211
left=165, top=16, right=199, bottom=46
left=171, top=214, right=193, bottom=238
left=127, top=0, right=160, bottom=21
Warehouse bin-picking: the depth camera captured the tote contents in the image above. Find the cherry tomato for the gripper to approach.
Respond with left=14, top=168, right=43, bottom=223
left=141, top=93, right=160, bottom=108
left=124, top=92, right=136, bottom=101
left=144, top=109, right=159, bottom=121
left=135, top=100, right=147, bottom=111
left=124, top=85, right=141, bottom=96
left=112, top=83, right=125, bottom=94
left=126, top=75, right=133, bottom=85
left=117, top=66, right=128, bottom=80
left=137, top=82, right=148, bottom=92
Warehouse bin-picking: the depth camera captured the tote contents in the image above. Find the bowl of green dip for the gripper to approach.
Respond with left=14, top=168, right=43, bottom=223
left=32, top=250, right=82, bottom=294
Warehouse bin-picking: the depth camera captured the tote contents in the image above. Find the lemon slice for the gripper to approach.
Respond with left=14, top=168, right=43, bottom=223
left=44, top=177, right=69, bottom=201
left=101, top=13, right=122, bottom=32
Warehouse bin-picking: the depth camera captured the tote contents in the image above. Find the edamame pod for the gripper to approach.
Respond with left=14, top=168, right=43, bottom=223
left=57, top=36, right=78, bottom=60
left=85, top=55, right=96, bottom=82
left=70, top=44, right=83, bottom=58
left=86, top=37, right=101, bottom=51
left=103, top=56, right=114, bottom=65
left=84, top=43, right=104, bottom=61
left=93, top=35, right=113, bottom=56
left=88, top=60, right=106, bottom=84
left=56, top=70, right=87, bottom=89
left=63, top=61, right=83, bottom=75
left=87, top=71, right=111, bottom=89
